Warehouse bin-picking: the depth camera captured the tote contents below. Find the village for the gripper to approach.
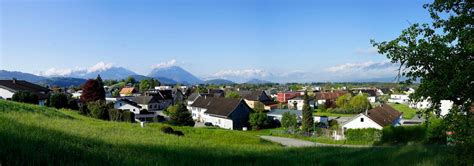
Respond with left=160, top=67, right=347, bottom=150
left=0, top=76, right=458, bottom=141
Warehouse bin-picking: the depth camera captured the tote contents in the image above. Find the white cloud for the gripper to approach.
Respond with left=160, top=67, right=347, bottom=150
left=325, top=61, right=400, bottom=81
left=86, top=62, right=113, bottom=73
left=151, top=59, right=177, bottom=69
left=38, top=68, right=74, bottom=77
left=211, top=69, right=270, bottom=78
left=355, top=47, right=379, bottom=55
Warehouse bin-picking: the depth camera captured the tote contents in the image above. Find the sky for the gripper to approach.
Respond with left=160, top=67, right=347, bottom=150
left=0, top=0, right=433, bottom=82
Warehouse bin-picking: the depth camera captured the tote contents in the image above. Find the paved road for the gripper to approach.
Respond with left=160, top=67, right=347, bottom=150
left=260, top=136, right=373, bottom=148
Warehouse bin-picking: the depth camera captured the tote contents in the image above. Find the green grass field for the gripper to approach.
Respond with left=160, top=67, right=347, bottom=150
left=388, top=103, right=418, bottom=119
left=313, top=111, right=356, bottom=117
left=0, top=100, right=458, bottom=165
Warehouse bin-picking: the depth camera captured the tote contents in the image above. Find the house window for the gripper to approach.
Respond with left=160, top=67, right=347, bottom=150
left=360, top=118, right=364, bottom=122
left=119, top=103, right=122, bottom=106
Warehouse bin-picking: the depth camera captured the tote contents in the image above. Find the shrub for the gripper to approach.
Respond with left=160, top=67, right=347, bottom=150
left=11, top=91, right=38, bottom=104
left=168, top=103, right=194, bottom=127
left=48, top=93, right=69, bottom=109
left=249, top=112, right=271, bottom=130
left=68, top=99, right=79, bottom=110
left=380, top=126, right=426, bottom=145
left=173, top=131, right=184, bottom=136
left=122, top=111, right=135, bottom=123
left=160, top=125, right=174, bottom=134
left=345, top=128, right=382, bottom=143
left=87, top=101, right=110, bottom=120
left=79, top=104, right=90, bottom=115
left=108, top=109, right=123, bottom=121
left=281, top=112, right=297, bottom=129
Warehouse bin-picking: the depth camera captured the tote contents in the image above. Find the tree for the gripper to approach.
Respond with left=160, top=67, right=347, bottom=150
left=96, top=75, right=104, bottom=88
left=168, top=102, right=195, bottom=127
left=126, top=76, right=136, bottom=85
left=11, top=91, right=38, bottom=104
left=371, top=0, right=473, bottom=160
left=48, top=93, right=69, bottom=109
left=336, top=93, right=352, bottom=110
left=281, top=112, right=297, bottom=129
left=249, top=112, right=269, bottom=130
left=349, top=94, right=371, bottom=113
left=149, top=78, right=159, bottom=89
left=225, top=91, right=241, bottom=99
left=139, top=80, right=150, bottom=93
left=80, top=79, right=105, bottom=103
left=301, top=91, right=314, bottom=132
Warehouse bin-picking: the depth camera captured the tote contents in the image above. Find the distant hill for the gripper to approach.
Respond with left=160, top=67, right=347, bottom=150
left=72, top=67, right=137, bottom=80
left=36, top=77, right=87, bottom=87
left=148, top=66, right=202, bottom=85
left=244, top=79, right=272, bottom=84
left=127, top=74, right=178, bottom=85
left=0, top=70, right=46, bottom=82
left=204, top=79, right=236, bottom=85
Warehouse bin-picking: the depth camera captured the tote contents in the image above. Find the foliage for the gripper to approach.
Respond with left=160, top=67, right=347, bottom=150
left=225, top=91, right=241, bottom=99
left=139, top=80, right=150, bottom=93
left=67, top=99, right=79, bottom=110
left=159, top=125, right=185, bottom=136
left=80, top=79, right=105, bottom=103
left=126, top=76, right=137, bottom=85
left=249, top=112, right=271, bottom=130
left=349, top=94, right=371, bottom=113
left=122, top=111, right=135, bottom=123
left=167, top=103, right=195, bottom=127
left=301, top=91, right=314, bottom=132
left=328, top=119, right=339, bottom=130
left=48, top=93, right=69, bottom=109
left=346, top=128, right=382, bottom=143
left=371, top=0, right=473, bottom=152
left=87, top=100, right=111, bottom=120
left=108, top=109, right=123, bottom=121
left=380, top=126, right=426, bottom=145
left=335, top=94, right=352, bottom=110
left=281, top=112, right=297, bottom=129
left=12, top=91, right=38, bottom=104
left=289, top=84, right=302, bottom=91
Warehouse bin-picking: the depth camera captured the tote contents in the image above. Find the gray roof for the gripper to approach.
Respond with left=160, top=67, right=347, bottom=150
left=132, top=96, right=158, bottom=104
left=191, top=96, right=248, bottom=117
left=267, top=109, right=302, bottom=117
left=187, top=92, right=200, bottom=101
left=117, top=98, right=142, bottom=109
left=0, top=79, right=50, bottom=99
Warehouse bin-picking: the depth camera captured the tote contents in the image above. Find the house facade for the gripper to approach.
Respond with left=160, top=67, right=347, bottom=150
left=276, top=92, right=300, bottom=103
left=238, top=90, right=277, bottom=110
left=314, top=91, right=347, bottom=108
left=287, top=96, right=315, bottom=110
left=388, top=94, right=410, bottom=103
left=189, top=97, right=251, bottom=130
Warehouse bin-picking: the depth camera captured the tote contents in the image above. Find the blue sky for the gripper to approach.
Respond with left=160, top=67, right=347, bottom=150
left=1, top=0, right=432, bottom=82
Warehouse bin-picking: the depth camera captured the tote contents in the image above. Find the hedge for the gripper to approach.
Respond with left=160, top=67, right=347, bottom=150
left=380, top=126, right=426, bottom=145
left=345, top=128, right=382, bottom=142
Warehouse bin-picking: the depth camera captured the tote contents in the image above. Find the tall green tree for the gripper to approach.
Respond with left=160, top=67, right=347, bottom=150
left=139, top=80, right=150, bottom=93
left=168, top=102, right=195, bottom=127
left=336, top=93, right=352, bottom=110
left=48, top=93, right=69, bottom=109
left=371, top=0, right=473, bottom=159
left=350, top=94, right=371, bottom=113
left=301, top=91, right=314, bottom=132
left=225, top=91, right=241, bottom=99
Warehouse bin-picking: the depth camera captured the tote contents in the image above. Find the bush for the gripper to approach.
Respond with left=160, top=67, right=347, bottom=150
left=79, top=104, right=90, bottom=115
left=48, top=93, right=69, bottom=109
left=108, top=109, right=123, bottom=121
left=168, top=103, right=195, bottom=127
left=160, top=125, right=174, bottom=134
left=11, top=91, right=38, bottom=104
left=160, top=125, right=184, bottom=136
left=281, top=112, right=297, bottom=129
left=249, top=112, right=271, bottom=130
left=122, top=111, right=135, bottom=123
left=87, top=101, right=111, bottom=120
left=68, top=99, right=79, bottom=110
left=380, top=126, right=426, bottom=145
left=345, top=128, right=382, bottom=143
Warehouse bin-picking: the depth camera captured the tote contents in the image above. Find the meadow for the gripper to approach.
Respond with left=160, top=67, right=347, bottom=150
left=388, top=103, right=418, bottom=119
left=0, top=100, right=458, bottom=165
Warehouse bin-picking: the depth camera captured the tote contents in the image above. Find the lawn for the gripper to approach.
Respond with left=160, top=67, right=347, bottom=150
left=313, top=111, right=356, bottom=117
left=388, top=103, right=418, bottom=119
left=0, top=100, right=458, bottom=165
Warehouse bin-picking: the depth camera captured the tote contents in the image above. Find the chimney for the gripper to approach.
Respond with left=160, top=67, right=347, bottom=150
left=365, top=109, right=368, bottom=115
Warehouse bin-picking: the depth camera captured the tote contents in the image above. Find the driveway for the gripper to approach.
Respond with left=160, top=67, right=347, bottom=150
left=260, top=136, right=372, bottom=148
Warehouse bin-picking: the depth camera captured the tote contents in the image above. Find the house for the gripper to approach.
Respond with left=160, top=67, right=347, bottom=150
left=131, top=96, right=162, bottom=111
left=287, top=96, right=315, bottom=110
left=186, top=92, right=201, bottom=108
left=388, top=94, right=410, bottom=103
left=342, top=104, right=402, bottom=130
left=357, top=89, right=378, bottom=103
left=114, top=98, right=157, bottom=122
left=277, top=92, right=301, bottom=103
left=238, top=90, right=278, bottom=110
left=144, top=89, right=173, bottom=109
left=71, top=90, right=82, bottom=99
left=189, top=97, right=251, bottom=130
left=172, top=88, right=185, bottom=104
left=0, top=79, right=50, bottom=106
left=119, top=87, right=139, bottom=97
left=267, top=109, right=328, bottom=124
left=314, top=91, right=347, bottom=108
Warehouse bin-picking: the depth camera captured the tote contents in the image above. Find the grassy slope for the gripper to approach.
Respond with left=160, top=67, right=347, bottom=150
left=388, top=103, right=418, bottom=119
left=0, top=100, right=455, bottom=165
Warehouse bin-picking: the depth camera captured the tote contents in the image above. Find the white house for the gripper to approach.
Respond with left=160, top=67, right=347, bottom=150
left=409, top=98, right=453, bottom=116
left=342, top=104, right=402, bottom=130
left=287, top=96, right=315, bottom=110
left=132, top=96, right=162, bottom=111
left=0, top=79, right=50, bottom=106
left=114, top=99, right=142, bottom=114
left=388, top=94, right=410, bottom=103
left=189, top=97, right=251, bottom=130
